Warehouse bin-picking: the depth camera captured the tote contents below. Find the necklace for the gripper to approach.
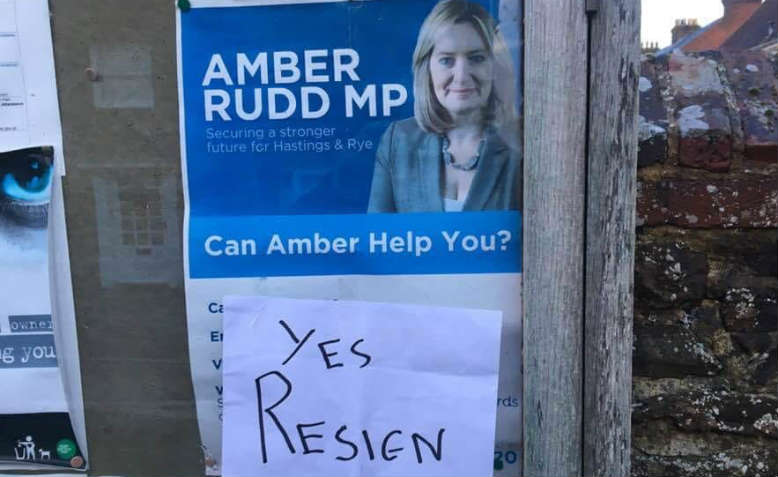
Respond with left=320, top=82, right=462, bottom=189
left=441, top=134, right=487, bottom=171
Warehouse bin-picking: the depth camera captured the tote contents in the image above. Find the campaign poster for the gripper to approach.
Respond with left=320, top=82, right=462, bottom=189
left=177, top=0, right=523, bottom=474
left=0, top=147, right=86, bottom=470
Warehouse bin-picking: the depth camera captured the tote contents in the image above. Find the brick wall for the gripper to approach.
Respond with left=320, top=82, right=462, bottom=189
left=633, top=49, right=777, bottom=477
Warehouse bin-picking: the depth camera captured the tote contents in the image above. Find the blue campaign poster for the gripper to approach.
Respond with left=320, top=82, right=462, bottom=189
left=177, top=1, right=523, bottom=475
left=179, top=0, right=522, bottom=278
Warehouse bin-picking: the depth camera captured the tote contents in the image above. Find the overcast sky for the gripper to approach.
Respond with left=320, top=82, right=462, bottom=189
left=642, top=0, right=724, bottom=47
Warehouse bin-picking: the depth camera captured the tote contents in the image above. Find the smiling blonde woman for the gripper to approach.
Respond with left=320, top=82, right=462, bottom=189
left=368, top=0, right=521, bottom=213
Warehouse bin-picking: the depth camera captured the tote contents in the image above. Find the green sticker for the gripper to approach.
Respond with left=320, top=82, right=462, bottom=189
left=56, top=439, right=77, bottom=459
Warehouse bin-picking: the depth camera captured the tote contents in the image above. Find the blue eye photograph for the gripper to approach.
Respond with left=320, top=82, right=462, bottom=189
left=0, top=146, right=53, bottom=255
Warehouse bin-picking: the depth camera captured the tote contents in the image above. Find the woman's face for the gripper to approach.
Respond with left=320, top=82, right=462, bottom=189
left=429, top=22, right=493, bottom=120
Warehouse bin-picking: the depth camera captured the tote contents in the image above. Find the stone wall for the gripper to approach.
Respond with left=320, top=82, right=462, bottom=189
left=633, top=49, right=777, bottom=477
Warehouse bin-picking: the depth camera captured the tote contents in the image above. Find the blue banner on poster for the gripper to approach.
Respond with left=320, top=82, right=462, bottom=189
left=190, top=212, right=521, bottom=277
left=180, top=0, right=522, bottom=277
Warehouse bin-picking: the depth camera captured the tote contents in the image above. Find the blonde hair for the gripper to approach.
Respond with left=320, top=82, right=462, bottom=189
left=412, top=0, right=518, bottom=137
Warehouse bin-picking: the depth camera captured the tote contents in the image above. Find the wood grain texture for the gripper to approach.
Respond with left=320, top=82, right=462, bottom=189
left=584, top=1, right=640, bottom=476
left=523, top=1, right=588, bottom=475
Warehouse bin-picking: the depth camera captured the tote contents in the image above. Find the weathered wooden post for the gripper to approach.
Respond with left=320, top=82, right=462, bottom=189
left=523, top=0, right=587, bottom=474
left=524, top=0, right=639, bottom=475
left=585, top=1, right=640, bottom=476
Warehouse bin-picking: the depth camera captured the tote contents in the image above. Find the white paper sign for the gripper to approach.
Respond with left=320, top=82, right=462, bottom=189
left=0, top=0, right=67, bottom=175
left=222, top=296, right=502, bottom=477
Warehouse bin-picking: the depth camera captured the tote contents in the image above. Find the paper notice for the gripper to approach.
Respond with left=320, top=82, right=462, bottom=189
left=222, top=296, right=502, bottom=477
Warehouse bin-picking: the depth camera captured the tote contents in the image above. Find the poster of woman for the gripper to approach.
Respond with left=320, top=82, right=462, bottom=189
left=178, top=1, right=523, bottom=474
left=369, top=0, right=521, bottom=213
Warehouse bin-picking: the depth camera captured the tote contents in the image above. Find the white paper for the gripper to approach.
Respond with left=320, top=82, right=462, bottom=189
left=48, top=172, right=89, bottom=468
left=0, top=1, right=26, bottom=138
left=222, top=296, right=502, bottom=477
left=184, top=274, right=522, bottom=475
left=0, top=0, right=66, bottom=175
left=0, top=0, right=87, bottom=470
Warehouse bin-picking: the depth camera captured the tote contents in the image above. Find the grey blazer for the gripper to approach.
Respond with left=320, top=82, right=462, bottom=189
left=367, top=118, right=522, bottom=213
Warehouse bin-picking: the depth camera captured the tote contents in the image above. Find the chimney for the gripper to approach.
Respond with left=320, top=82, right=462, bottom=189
left=672, top=18, right=701, bottom=44
left=641, top=42, right=660, bottom=54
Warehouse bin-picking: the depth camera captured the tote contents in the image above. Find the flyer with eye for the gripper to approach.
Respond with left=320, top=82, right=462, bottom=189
left=0, top=0, right=87, bottom=470
left=0, top=148, right=86, bottom=470
left=177, top=0, right=523, bottom=474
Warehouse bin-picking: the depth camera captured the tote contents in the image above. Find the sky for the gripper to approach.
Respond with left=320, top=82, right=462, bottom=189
left=642, top=0, right=725, bottom=48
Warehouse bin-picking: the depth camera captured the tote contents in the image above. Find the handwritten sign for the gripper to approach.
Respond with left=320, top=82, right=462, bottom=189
left=222, top=296, right=502, bottom=476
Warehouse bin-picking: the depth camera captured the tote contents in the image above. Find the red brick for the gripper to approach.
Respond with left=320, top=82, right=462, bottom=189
left=668, top=53, right=735, bottom=172
left=678, top=132, right=732, bottom=172
left=720, top=50, right=778, bottom=164
left=637, top=177, right=778, bottom=228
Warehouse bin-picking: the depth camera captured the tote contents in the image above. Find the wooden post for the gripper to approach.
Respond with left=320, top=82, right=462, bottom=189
left=523, top=0, right=588, bottom=475
left=524, top=0, right=639, bottom=475
left=584, top=1, right=640, bottom=476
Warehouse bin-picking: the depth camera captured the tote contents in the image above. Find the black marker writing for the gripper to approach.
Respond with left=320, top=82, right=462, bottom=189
left=279, top=320, right=315, bottom=365
left=350, top=339, right=371, bottom=368
left=335, top=425, right=358, bottom=461
left=411, top=430, right=445, bottom=463
left=297, top=421, right=326, bottom=454
left=254, top=369, right=445, bottom=465
left=381, top=430, right=403, bottom=461
left=255, top=371, right=295, bottom=463
left=317, top=339, right=344, bottom=369
left=278, top=320, right=373, bottom=370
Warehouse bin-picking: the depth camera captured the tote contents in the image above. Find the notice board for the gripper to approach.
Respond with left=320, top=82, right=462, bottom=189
left=41, top=0, right=527, bottom=475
